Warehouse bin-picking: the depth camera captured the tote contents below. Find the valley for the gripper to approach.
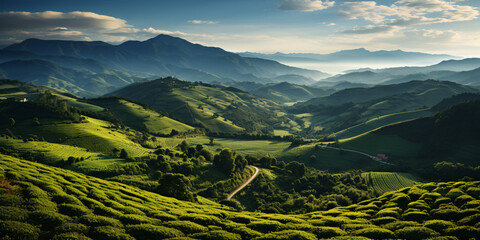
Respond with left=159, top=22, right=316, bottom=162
left=2, top=33, right=480, bottom=240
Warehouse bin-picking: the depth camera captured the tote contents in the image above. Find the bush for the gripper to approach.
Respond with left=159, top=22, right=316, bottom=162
left=126, top=224, right=184, bottom=239
left=247, top=220, right=286, bottom=233
left=252, top=230, right=317, bottom=240
left=0, top=220, right=40, bottom=240
left=163, top=220, right=208, bottom=234
left=91, top=226, right=135, bottom=240
left=94, top=206, right=123, bottom=218
left=402, top=211, right=431, bottom=222
left=179, top=214, right=222, bottom=226
left=457, top=213, right=480, bottom=226
left=58, top=203, right=92, bottom=216
left=52, top=232, right=93, bottom=240
left=230, top=226, right=263, bottom=239
left=445, top=189, right=464, bottom=199
left=79, top=215, right=123, bottom=227
left=190, top=230, right=241, bottom=240
left=431, top=205, right=460, bottom=221
left=375, top=208, right=401, bottom=218
left=395, top=226, right=440, bottom=240
left=150, top=212, right=177, bottom=221
left=0, top=206, right=28, bottom=221
left=383, top=221, right=421, bottom=231
left=312, top=226, right=346, bottom=238
left=55, top=223, right=89, bottom=234
left=453, top=195, right=475, bottom=207
left=444, top=226, right=480, bottom=240
left=423, top=220, right=456, bottom=234
left=371, top=216, right=398, bottom=225
left=353, top=227, right=395, bottom=239
left=119, top=214, right=152, bottom=225
left=29, top=210, right=71, bottom=230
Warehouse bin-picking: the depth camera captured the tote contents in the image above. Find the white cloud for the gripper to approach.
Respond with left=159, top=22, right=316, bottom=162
left=277, top=0, right=335, bottom=12
left=339, top=0, right=478, bottom=34
left=189, top=20, right=218, bottom=24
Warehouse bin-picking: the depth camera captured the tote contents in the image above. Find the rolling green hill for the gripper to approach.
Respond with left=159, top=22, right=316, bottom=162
left=290, top=80, right=478, bottom=134
left=110, top=77, right=301, bottom=134
left=2, top=154, right=480, bottom=239
left=85, top=97, right=194, bottom=135
left=337, top=99, right=480, bottom=175
left=250, top=82, right=334, bottom=103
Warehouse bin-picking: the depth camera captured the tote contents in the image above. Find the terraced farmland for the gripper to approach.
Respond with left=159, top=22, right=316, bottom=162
left=363, top=172, right=422, bottom=194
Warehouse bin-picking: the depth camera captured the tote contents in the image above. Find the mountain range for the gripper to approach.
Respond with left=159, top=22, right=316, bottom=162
left=320, top=58, right=480, bottom=86
left=239, top=48, right=458, bottom=64
left=0, top=35, right=328, bottom=96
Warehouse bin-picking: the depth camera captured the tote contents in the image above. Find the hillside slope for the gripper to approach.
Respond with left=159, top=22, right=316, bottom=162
left=1, top=154, right=480, bottom=239
left=110, top=77, right=301, bottom=134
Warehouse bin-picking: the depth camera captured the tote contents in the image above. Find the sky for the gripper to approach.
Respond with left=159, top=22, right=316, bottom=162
left=1, top=0, right=480, bottom=57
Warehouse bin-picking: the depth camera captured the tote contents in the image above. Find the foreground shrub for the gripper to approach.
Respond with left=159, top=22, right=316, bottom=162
left=353, top=227, right=395, bottom=239
left=119, top=214, right=152, bottom=225
left=163, top=220, right=208, bottom=234
left=178, top=213, right=221, bottom=226
left=91, top=226, right=135, bottom=240
left=58, top=203, right=92, bottom=216
left=79, top=215, right=122, bottom=227
left=422, top=220, right=455, bottom=234
left=191, top=230, right=242, bottom=240
left=402, top=211, right=430, bottom=222
left=383, top=221, right=421, bottom=231
left=252, top=230, right=317, bottom=240
left=247, top=220, right=286, bottom=233
left=312, top=226, right=346, bottom=238
left=0, top=220, right=40, bottom=239
left=444, top=226, right=480, bottom=240
left=55, top=223, right=89, bottom=234
left=457, top=213, right=480, bottom=226
left=371, top=216, right=398, bottom=225
left=126, top=224, right=184, bottom=239
left=395, top=226, right=440, bottom=240
left=0, top=206, right=28, bottom=221
left=29, top=210, right=71, bottom=230
left=52, top=232, right=93, bottom=240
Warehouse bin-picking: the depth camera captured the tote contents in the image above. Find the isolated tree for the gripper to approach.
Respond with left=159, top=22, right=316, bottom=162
left=209, top=137, right=215, bottom=145
left=286, top=161, right=306, bottom=176
left=120, top=149, right=129, bottom=159
left=32, top=117, right=40, bottom=126
left=112, top=148, right=120, bottom=157
left=157, top=173, right=195, bottom=201
left=214, top=149, right=236, bottom=174
left=9, top=118, right=15, bottom=128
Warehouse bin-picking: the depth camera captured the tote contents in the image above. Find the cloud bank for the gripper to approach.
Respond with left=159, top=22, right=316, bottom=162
left=277, top=0, right=335, bottom=12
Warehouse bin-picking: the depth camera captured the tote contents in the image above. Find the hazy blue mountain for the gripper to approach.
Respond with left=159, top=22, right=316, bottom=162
left=0, top=59, right=140, bottom=97
left=4, top=35, right=328, bottom=85
left=239, top=48, right=457, bottom=63
left=321, top=58, right=480, bottom=85
left=249, top=82, right=334, bottom=102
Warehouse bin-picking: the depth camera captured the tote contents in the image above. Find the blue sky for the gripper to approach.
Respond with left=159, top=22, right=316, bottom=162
left=1, top=0, right=480, bottom=56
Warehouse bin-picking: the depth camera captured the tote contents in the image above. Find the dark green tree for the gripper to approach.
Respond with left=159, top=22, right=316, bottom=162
left=157, top=173, right=195, bottom=201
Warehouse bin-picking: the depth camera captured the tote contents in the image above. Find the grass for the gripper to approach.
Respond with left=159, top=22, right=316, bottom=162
left=88, top=98, right=194, bottom=135
left=7, top=116, right=152, bottom=158
left=362, top=172, right=423, bottom=194
left=332, top=109, right=433, bottom=140
left=1, top=154, right=480, bottom=239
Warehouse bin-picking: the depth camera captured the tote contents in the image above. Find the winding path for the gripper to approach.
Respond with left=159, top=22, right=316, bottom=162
left=323, top=146, right=395, bottom=165
left=227, top=166, right=259, bottom=200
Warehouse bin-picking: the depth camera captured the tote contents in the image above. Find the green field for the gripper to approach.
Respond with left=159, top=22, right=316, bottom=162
left=332, top=109, right=433, bottom=140
left=362, top=172, right=423, bottom=194
left=88, top=98, right=195, bottom=135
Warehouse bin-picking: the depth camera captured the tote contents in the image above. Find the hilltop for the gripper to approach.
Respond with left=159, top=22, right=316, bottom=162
left=109, top=77, right=302, bottom=134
